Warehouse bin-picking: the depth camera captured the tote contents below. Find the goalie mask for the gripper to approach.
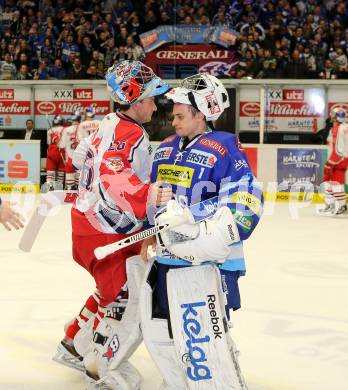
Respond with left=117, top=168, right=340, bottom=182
left=330, top=107, right=346, bottom=123
left=52, top=115, right=63, bottom=126
left=165, top=73, right=230, bottom=121
left=105, top=60, right=170, bottom=105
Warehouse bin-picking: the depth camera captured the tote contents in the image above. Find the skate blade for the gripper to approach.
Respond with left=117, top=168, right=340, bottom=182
left=52, top=345, right=85, bottom=372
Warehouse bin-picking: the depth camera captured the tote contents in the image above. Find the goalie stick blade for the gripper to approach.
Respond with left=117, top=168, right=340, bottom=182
left=18, top=190, right=77, bottom=253
left=18, top=207, right=46, bottom=252
left=94, top=195, right=222, bottom=260
left=94, top=224, right=169, bottom=260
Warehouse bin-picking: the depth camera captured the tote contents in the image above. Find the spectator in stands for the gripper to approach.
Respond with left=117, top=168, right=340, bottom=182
left=125, top=35, right=145, bottom=61
left=79, top=36, right=93, bottom=68
left=240, top=13, right=266, bottom=41
left=283, top=49, right=310, bottom=79
left=100, top=38, right=118, bottom=69
left=16, top=63, right=32, bottom=80
left=33, top=60, right=49, bottom=80
left=0, top=53, right=17, bottom=80
left=88, top=49, right=104, bottom=77
left=86, top=64, right=103, bottom=79
left=49, top=58, right=67, bottom=80
left=318, top=58, right=338, bottom=79
left=261, top=59, right=283, bottom=78
left=113, top=45, right=128, bottom=63
left=68, top=56, right=86, bottom=79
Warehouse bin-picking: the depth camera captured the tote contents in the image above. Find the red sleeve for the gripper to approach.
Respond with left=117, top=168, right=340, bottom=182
left=328, top=124, right=344, bottom=165
left=99, top=121, right=150, bottom=219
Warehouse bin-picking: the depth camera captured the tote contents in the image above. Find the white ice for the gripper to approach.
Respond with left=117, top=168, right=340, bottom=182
left=0, top=197, right=347, bottom=390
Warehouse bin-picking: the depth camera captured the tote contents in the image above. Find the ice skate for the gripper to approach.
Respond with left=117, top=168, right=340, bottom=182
left=317, top=203, right=334, bottom=216
left=333, top=204, right=348, bottom=216
left=52, top=339, right=85, bottom=372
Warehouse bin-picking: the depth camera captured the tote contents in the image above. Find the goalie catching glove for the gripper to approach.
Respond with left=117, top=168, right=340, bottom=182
left=156, top=200, right=240, bottom=264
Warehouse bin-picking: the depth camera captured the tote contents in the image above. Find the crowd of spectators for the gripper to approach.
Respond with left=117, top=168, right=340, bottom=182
left=1, top=0, right=348, bottom=80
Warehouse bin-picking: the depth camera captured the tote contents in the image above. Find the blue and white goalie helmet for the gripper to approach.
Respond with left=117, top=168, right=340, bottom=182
left=165, top=73, right=230, bottom=121
left=52, top=115, right=63, bottom=126
left=71, top=110, right=81, bottom=122
left=85, top=106, right=95, bottom=117
left=105, top=60, right=170, bottom=105
left=330, top=106, right=346, bottom=123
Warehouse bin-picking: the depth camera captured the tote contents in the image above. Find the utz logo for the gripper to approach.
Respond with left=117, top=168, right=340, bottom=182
left=283, top=89, right=304, bottom=101
left=73, top=89, right=93, bottom=100
left=102, top=335, right=119, bottom=361
left=241, top=102, right=260, bottom=116
left=0, top=89, right=14, bottom=99
left=37, top=101, right=56, bottom=115
left=181, top=301, right=212, bottom=382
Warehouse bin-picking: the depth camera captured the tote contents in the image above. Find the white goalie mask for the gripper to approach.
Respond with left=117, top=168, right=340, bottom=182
left=165, top=73, right=230, bottom=121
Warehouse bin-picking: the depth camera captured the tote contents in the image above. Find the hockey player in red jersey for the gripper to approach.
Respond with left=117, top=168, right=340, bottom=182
left=59, top=111, right=81, bottom=190
left=318, top=107, right=348, bottom=215
left=45, top=115, right=66, bottom=191
left=77, top=106, right=100, bottom=141
left=53, top=61, right=171, bottom=389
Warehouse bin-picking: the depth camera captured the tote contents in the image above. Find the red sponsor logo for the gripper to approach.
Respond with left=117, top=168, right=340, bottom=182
left=240, top=102, right=260, bottom=116
left=8, top=153, right=28, bottom=179
left=35, top=101, right=110, bottom=115
left=73, top=89, right=93, bottom=99
left=64, top=192, right=78, bottom=203
left=267, top=102, right=320, bottom=117
left=282, top=89, right=304, bottom=101
left=37, top=101, right=56, bottom=115
left=199, top=137, right=226, bottom=157
left=0, top=101, right=30, bottom=114
left=0, top=89, right=14, bottom=100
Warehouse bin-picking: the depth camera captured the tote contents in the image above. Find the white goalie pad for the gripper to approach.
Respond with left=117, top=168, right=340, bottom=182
left=140, top=258, right=187, bottom=390
left=84, top=255, right=145, bottom=381
left=167, top=264, right=247, bottom=390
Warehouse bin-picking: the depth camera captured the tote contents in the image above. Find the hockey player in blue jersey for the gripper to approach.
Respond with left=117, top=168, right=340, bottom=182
left=139, top=73, right=263, bottom=390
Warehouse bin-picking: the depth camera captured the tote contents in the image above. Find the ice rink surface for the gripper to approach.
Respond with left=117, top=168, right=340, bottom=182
left=0, top=197, right=347, bottom=390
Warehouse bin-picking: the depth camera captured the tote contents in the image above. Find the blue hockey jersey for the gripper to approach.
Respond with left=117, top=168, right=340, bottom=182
left=150, top=130, right=263, bottom=272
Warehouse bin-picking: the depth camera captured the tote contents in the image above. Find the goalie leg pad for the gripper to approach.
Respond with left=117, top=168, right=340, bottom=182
left=167, top=264, right=247, bottom=389
left=140, top=259, right=187, bottom=390
left=84, top=256, right=144, bottom=385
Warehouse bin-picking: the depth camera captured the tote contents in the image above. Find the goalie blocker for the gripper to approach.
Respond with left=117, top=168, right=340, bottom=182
left=140, top=261, right=247, bottom=390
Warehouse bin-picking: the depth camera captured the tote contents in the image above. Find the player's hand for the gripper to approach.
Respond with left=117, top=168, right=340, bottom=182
left=0, top=202, right=25, bottom=231
left=140, top=236, right=156, bottom=262
left=148, top=182, right=173, bottom=207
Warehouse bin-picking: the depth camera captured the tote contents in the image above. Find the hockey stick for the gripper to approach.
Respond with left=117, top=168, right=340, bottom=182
left=94, top=195, right=222, bottom=260
left=18, top=190, right=77, bottom=252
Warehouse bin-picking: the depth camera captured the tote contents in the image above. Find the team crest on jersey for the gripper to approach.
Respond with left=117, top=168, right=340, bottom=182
left=153, top=147, right=173, bottom=161
left=106, top=157, right=124, bottom=171
left=186, top=149, right=217, bottom=168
